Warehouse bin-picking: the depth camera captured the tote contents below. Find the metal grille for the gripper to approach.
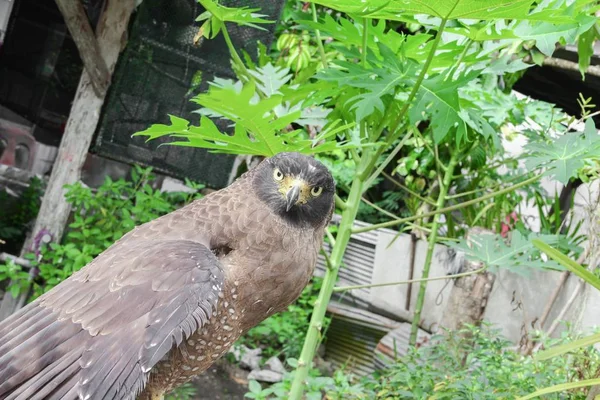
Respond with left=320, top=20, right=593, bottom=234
left=94, top=0, right=284, bottom=188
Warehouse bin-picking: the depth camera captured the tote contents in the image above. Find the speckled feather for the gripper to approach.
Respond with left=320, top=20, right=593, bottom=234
left=0, top=152, right=334, bottom=400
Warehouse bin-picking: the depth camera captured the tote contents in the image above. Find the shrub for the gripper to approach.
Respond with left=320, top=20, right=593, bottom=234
left=247, top=323, right=600, bottom=399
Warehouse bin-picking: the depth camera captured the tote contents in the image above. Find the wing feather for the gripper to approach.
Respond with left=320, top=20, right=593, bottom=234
left=0, top=238, right=224, bottom=400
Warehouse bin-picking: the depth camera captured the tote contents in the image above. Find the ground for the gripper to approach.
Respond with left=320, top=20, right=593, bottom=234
left=191, top=359, right=248, bottom=400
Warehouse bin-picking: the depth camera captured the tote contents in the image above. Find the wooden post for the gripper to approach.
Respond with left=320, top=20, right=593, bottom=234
left=0, top=0, right=136, bottom=321
left=440, top=228, right=496, bottom=332
left=55, top=0, right=111, bottom=97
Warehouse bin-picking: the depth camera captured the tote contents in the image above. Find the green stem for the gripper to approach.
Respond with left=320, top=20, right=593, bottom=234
left=353, top=173, right=542, bottom=234
left=363, top=129, right=413, bottom=188
left=446, top=172, right=526, bottom=200
left=288, top=168, right=366, bottom=399
left=382, top=171, right=436, bottom=206
left=335, top=194, right=347, bottom=210
left=221, top=25, right=249, bottom=80
left=361, top=18, right=369, bottom=67
left=311, top=3, right=328, bottom=68
left=334, top=266, right=486, bottom=292
left=409, top=153, right=458, bottom=345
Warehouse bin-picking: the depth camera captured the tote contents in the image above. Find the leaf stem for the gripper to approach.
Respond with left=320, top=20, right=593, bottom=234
left=353, top=173, right=542, bottom=234
left=363, top=129, right=413, bottom=188
left=381, top=171, right=436, bottom=206
left=221, top=25, right=250, bottom=79
left=335, top=194, right=347, bottom=210
left=409, top=152, right=457, bottom=345
left=446, top=173, right=526, bottom=200
left=334, top=266, right=486, bottom=292
left=362, top=18, right=369, bottom=67
left=311, top=3, right=328, bottom=69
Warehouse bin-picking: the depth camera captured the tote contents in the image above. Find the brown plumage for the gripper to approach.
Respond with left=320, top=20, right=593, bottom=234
left=0, top=152, right=335, bottom=400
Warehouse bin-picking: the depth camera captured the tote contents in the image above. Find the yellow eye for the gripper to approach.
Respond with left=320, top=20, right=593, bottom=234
left=311, top=186, right=323, bottom=197
left=273, top=168, right=284, bottom=181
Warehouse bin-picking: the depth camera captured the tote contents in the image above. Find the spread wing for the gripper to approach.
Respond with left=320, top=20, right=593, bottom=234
left=0, top=239, right=224, bottom=400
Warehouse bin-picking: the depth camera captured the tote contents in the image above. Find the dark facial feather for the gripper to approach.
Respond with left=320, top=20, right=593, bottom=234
left=252, top=152, right=335, bottom=228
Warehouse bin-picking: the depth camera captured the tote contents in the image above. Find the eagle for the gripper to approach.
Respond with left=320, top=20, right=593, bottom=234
left=0, top=152, right=335, bottom=400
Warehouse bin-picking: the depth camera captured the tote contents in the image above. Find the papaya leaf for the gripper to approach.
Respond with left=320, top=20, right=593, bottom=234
left=196, top=0, right=272, bottom=39
left=133, top=82, right=362, bottom=157
left=310, top=0, right=582, bottom=22
left=445, top=231, right=568, bottom=275
left=525, top=118, right=600, bottom=184
left=409, top=71, right=479, bottom=144
left=247, top=63, right=292, bottom=97
left=577, top=24, right=597, bottom=80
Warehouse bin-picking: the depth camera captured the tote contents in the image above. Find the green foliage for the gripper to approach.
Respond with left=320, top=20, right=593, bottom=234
left=577, top=25, right=597, bottom=79
left=0, top=166, right=204, bottom=299
left=525, top=118, right=600, bottom=184
left=357, top=324, right=600, bottom=399
left=244, top=358, right=355, bottom=400
left=0, top=259, right=30, bottom=299
left=165, top=383, right=198, bottom=400
left=245, top=323, right=600, bottom=399
left=196, top=0, right=273, bottom=38
left=0, top=177, right=43, bottom=253
left=238, top=277, right=329, bottom=360
left=134, top=75, right=357, bottom=157
left=446, top=230, right=580, bottom=275
left=524, top=241, right=600, bottom=398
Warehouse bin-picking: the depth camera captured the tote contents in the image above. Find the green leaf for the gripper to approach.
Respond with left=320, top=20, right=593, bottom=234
left=10, top=284, right=20, bottom=298
left=311, top=0, right=570, bottom=21
left=134, top=81, right=358, bottom=157
left=518, top=377, right=600, bottom=400
left=248, top=380, right=262, bottom=394
left=300, top=15, right=406, bottom=55
left=535, top=332, right=600, bottom=362
left=577, top=24, right=597, bottom=79
left=524, top=118, right=600, bottom=184
left=445, top=231, right=567, bottom=274
left=317, top=44, right=414, bottom=122
left=409, top=71, right=479, bottom=144
left=513, top=13, right=596, bottom=56
left=532, top=239, right=600, bottom=291
left=247, top=63, right=292, bottom=97
left=196, top=0, right=273, bottom=39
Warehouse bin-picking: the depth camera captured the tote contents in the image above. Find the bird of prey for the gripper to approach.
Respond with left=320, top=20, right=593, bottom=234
left=0, top=152, right=335, bottom=400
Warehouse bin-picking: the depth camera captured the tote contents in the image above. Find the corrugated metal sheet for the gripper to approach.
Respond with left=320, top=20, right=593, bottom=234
left=315, top=215, right=379, bottom=311
left=315, top=215, right=426, bottom=375
left=324, top=303, right=400, bottom=376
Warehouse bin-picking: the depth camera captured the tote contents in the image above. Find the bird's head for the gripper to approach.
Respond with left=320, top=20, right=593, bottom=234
left=253, top=152, right=335, bottom=228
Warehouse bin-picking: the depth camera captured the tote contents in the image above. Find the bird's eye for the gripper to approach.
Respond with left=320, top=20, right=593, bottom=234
left=311, top=186, right=323, bottom=197
left=273, top=168, right=284, bottom=181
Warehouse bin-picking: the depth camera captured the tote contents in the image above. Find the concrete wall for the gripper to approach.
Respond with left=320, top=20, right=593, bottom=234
left=363, top=223, right=600, bottom=343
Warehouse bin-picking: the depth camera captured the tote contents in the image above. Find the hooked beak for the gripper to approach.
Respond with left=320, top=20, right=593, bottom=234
left=285, top=184, right=301, bottom=212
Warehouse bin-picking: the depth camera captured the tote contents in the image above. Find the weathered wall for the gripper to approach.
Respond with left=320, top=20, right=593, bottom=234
left=332, top=203, right=599, bottom=345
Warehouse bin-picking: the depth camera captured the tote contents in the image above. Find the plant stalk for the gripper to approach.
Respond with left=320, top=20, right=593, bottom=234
left=409, top=153, right=458, bottom=345
left=288, top=171, right=366, bottom=399
left=221, top=25, right=250, bottom=80
left=334, top=266, right=486, bottom=292
left=353, top=173, right=542, bottom=234
left=311, top=3, right=328, bottom=68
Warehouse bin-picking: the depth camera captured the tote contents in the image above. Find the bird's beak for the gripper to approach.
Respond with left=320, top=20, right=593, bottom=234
left=285, top=184, right=301, bottom=212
